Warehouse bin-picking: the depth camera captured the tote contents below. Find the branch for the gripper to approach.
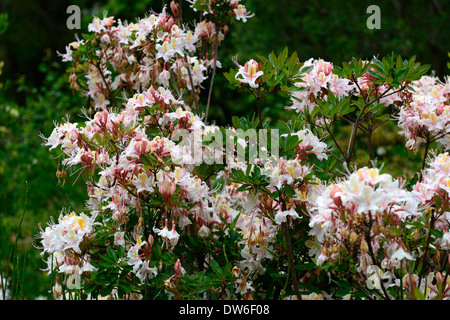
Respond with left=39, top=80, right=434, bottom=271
left=256, top=94, right=263, bottom=129
left=92, top=61, right=117, bottom=109
left=365, top=215, right=391, bottom=300
left=346, top=85, right=405, bottom=166
left=184, top=55, right=200, bottom=115
left=421, top=133, right=432, bottom=175
left=205, top=31, right=220, bottom=124
left=279, top=196, right=302, bottom=300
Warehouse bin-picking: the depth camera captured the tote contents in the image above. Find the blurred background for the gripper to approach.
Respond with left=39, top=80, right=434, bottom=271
left=0, top=0, right=448, bottom=299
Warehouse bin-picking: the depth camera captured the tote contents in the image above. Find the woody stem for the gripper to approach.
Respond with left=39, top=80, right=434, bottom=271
left=282, top=222, right=302, bottom=300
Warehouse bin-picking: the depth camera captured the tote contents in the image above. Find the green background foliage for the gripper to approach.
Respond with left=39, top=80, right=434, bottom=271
left=0, top=0, right=448, bottom=299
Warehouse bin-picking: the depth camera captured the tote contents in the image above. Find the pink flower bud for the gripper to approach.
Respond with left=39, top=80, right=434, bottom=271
left=170, top=0, right=179, bottom=17
left=134, top=139, right=149, bottom=156
left=329, top=185, right=342, bottom=198
left=148, top=234, right=154, bottom=248
left=174, top=259, right=185, bottom=277
left=159, top=180, right=176, bottom=201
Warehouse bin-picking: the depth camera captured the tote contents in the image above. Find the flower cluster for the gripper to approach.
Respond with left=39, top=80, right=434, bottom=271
left=213, top=182, right=277, bottom=276
left=308, top=167, right=418, bottom=271
left=287, top=58, right=354, bottom=113
left=40, top=83, right=222, bottom=292
left=187, top=0, right=255, bottom=22
left=206, top=126, right=327, bottom=278
left=39, top=211, right=98, bottom=289
left=412, top=152, right=450, bottom=247
left=59, top=1, right=254, bottom=113
left=285, top=128, right=329, bottom=161
left=398, top=76, right=450, bottom=151
left=355, top=62, right=404, bottom=106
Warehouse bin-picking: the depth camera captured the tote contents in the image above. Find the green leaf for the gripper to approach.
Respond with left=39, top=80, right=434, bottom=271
left=270, top=190, right=280, bottom=199
left=283, top=134, right=300, bottom=151
left=395, top=67, right=408, bottom=80
left=236, top=184, right=250, bottom=192
left=368, top=69, right=384, bottom=80
left=209, top=259, right=223, bottom=277
left=229, top=212, right=241, bottom=231
left=335, top=286, right=354, bottom=297
left=371, top=58, right=385, bottom=74
left=192, top=0, right=210, bottom=11
left=299, top=65, right=313, bottom=74
left=99, top=254, right=115, bottom=266
left=430, top=228, right=444, bottom=239
left=294, top=263, right=316, bottom=271
left=288, top=51, right=299, bottom=72
left=433, top=194, right=443, bottom=207
left=231, top=116, right=241, bottom=130
left=83, top=283, right=99, bottom=295
left=101, top=284, right=116, bottom=297
left=107, top=247, right=118, bottom=262
left=269, top=272, right=286, bottom=278
left=331, top=66, right=345, bottom=78
left=281, top=186, right=296, bottom=196
left=268, top=51, right=278, bottom=67
left=298, top=282, right=322, bottom=294
left=118, top=280, right=132, bottom=293
left=224, top=68, right=239, bottom=89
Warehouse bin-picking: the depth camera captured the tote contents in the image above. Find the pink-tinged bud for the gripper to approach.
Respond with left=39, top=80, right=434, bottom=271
left=403, top=274, right=417, bottom=290
left=206, top=21, right=214, bottom=35
left=332, top=194, right=343, bottom=207
left=80, top=148, right=95, bottom=167
left=437, top=103, right=445, bottom=116
left=170, top=0, right=179, bottom=18
left=94, top=108, right=109, bottom=131
left=166, top=17, right=175, bottom=32
left=329, top=185, right=342, bottom=198
left=159, top=180, right=176, bottom=201
left=113, top=165, right=127, bottom=181
left=109, top=120, right=119, bottom=136
left=223, top=23, right=229, bottom=35
left=174, top=259, right=185, bottom=277
left=148, top=234, right=154, bottom=248
left=324, top=63, right=332, bottom=76
left=436, top=272, right=444, bottom=284
left=360, top=81, right=370, bottom=91
left=151, top=86, right=158, bottom=99
left=317, top=63, right=332, bottom=76
left=134, top=139, right=149, bottom=156
left=345, top=201, right=358, bottom=214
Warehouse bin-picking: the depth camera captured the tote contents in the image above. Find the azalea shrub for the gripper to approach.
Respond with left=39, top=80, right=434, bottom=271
left=37, top=0, right=450, bottom=300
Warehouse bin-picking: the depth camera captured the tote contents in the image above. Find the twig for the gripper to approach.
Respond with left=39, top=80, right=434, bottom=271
left=205, top=32, right=219, bottom=124
left=417, top=211, right=437, bottom=286
left=184, top=55, right=200, bottom=115
left=91, top=46, right=117, bottom=109
left=366, top=124, right=375, bottom=163
left=346, top=85, right=405, bottom=166
left=256, top=95, right=263, bottom=129
left=282, top=222, right=302, bottom=300
left=365, top=215, right=391, bottom=300
left=421, top=134, right=431, bottom=175
left=279, top=196, right=302, bottom=300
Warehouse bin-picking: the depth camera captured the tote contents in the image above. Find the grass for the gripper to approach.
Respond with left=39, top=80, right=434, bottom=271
left=1, top=181, right=28, bottom=299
